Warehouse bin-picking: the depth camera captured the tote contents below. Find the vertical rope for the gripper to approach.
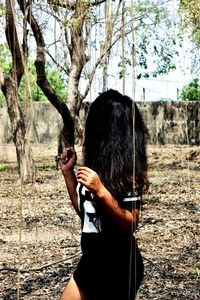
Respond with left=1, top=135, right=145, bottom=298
left=11, top=1, right=35, bottom=297
left=121, top=0, right=125, bottom=94
left=88, top=1, right=92, bottom=102
left=17, top=184, right=23, bottom=300
left=7, top=0, right=25, bottom=297
left=94, top=4, right=98, bottom=95
left=129, top=1, right=136, bottom=299
left=23, top=3, right=34, bottom=154
left=185, top=101, right=191, bottom=191
left=181, top=0, right=191, bottom=194
left=54, top=10, right=57, bottom=64
left=102, top=0, right=111, bottom=92
left=131, top=0, right=136, bottom=101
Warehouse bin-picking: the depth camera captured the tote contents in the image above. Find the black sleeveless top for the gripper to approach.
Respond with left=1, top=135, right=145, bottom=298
left=73, top=183, right=144, bottom=300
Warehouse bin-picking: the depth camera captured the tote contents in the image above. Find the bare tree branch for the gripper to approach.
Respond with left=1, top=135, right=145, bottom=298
left=47, top=0, right=106, bottom=10
left=46, top=49, right=70, bottom=76
left=81, top=22, right=132, bottom=101
left=18, top=0, right=74, bottom=147
left=64, top=27, right=72, bottom=54
left=5, top=0, right=24, bottom=85
left=47, top=0, right=76, bottom=10
left=91, top=0, right=107, bottom=5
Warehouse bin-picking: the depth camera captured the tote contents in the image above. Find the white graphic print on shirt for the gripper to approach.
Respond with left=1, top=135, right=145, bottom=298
left=76, top=183, right=141, bottom=234
left=77, top=183, right=101, bottom=233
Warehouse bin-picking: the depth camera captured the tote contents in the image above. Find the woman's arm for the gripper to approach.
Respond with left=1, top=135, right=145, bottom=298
left=60, top=148, right=80, bottom=217
left=77, top=167, right=140, bottom=231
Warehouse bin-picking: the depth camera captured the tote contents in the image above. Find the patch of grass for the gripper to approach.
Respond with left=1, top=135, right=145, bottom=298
left=194, top=267, right=200, bottom=280
left=37, top=163, right=58, bottom=171
left=0, top=164, right=16, bottom=171
left=0, top=164, right=8, bottom=171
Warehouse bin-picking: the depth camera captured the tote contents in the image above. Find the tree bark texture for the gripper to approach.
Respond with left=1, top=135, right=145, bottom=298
left=67, top=3, right=90, bottom=143
left=2, top=77, right=35, bottom=183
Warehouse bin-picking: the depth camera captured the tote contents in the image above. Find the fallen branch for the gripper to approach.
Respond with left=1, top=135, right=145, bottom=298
left=0, top=251, right=81, bottom=274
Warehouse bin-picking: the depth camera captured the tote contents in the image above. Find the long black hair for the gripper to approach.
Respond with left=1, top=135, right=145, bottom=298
left=83, top=89, right=148, bottom=201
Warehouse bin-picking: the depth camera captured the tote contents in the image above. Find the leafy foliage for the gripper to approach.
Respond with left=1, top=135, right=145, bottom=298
left=0, top=45, right=12, bottom=106
left=43, top=1, right=183, bottom=85
left=129, top=1, right=181, bottom=79
left=179, top=0, right=200, bottom=46
left=0, top=2, right=5, bottom=17
left=0, top=44, right=12, bottom=74
left=180, top=78, right=200, bottom=101
left=0, top=45, right=67, bottom=103
left=19, top=61, right=67, bottom=102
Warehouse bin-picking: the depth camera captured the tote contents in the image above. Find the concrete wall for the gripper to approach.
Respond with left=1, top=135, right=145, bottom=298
left=0, top=101, right=200, bottom=145
left=138, top=101, right=200, bottom=145
left=0, top=102, right=62, bottom=144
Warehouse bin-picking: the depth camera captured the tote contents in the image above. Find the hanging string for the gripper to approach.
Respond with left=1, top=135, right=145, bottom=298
left=17, top=186, right=23, bottom=300
left=185, top=101, right=191, bottom=193
left=180, top=0, right=191, bottom=194
left=183, top=15, right=191, bottom=194
left=102, top=0, right=111, bottom=92
left=23, top=6, right=35, bottom=158
left=9, top=0, right=25, bottom=296
left=54, top=8, right=57, bottom=64
left=121, top=0, right=125, bottom=94
left=131, top=0, right=136, bottom=101
left=128, top=1, right=137, bottom=299
left=87, top=0, right=92, bottom=102
left=93, top=4, right=98, bottom=96
left=11, top=0, right=35, bottom=296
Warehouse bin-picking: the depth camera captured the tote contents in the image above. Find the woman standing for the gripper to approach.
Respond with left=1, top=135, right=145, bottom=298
left=60, top=89, right=148, bottom=300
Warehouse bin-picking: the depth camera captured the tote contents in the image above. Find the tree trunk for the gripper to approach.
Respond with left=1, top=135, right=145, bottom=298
left=18, top=0, right=75, bottom=155
left=1, top=0, right=35, bottom=184
left=67, top=4, right=90, bottom=144
left=3, top=76, right=35, bottom=184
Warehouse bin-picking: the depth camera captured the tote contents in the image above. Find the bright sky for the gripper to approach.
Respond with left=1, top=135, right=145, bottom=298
left=86, top=46, right=195, bottom=102
left=1, top=0, right=198, bottom=102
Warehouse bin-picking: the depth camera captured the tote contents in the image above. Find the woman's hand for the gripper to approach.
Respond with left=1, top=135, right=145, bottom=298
left=60, top=147, right=77, bottom=176
left=77, top=167, right=104, bottom=196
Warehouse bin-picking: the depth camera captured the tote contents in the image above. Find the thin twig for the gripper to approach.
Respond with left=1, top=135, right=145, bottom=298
left=0, top=251, right=81, bottom=274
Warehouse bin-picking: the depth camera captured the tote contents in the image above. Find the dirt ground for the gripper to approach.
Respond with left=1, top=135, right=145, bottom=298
left=0, top=144, right=199, bottom=300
